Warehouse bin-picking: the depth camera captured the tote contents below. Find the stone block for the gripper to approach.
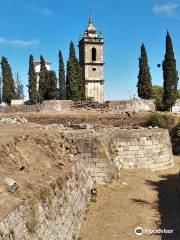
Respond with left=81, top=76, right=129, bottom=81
left=144, top=141, right=153, bottom=145
left=129, top=146, right=139, bottom=151
left=152, top=149, right=161, bottom=153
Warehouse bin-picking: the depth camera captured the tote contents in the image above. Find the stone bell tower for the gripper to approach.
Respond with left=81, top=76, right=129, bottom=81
left=79, top=18, right=104, bottom=103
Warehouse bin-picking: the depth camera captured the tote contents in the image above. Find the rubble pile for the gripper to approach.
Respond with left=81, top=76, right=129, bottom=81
left=0, top=116, right=28, bottom=124
left=72, top=101, right=109, bottom=111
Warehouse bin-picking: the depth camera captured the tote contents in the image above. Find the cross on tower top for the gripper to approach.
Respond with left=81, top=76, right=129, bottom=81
left=89, top=8, right=93, bottom=21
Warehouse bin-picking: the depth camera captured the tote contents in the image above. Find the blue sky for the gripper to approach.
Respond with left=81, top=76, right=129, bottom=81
left=0, top=0, right=180, bottom=100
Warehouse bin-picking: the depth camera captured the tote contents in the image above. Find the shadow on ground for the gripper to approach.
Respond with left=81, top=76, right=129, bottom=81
left=170, top=127, right=180, bottom=155
left=146, top=173, right=180, bottom=240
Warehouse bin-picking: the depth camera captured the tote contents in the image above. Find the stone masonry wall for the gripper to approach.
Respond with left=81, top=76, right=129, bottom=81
left=172, top=99, right=180, bottom=112
left=74, top=135, right=117, bottom=183
left=0, top=161, right=93, bottom=240
left=72, top=128, right=173, bottom=183
left=41, top=100, right=72, bottom=112
left=108, top=99, right=155, bottom=112
left=109, top=99, right=180, bottom=113
left=109, top=129, right=174, bottom=171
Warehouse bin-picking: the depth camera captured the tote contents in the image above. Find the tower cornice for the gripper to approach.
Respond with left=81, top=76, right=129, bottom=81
left=84, top=62, right=105, bottom=66
left=84, top=80, right=105, bottom=83
left=79, top=38, right=104, bottom=45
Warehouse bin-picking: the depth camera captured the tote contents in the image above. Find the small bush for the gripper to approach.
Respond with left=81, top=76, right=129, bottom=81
left=24, top=100, right=35, bottom=105
left=154, top=97, right=165, bottom=111
left=25, top=213, right=37, bottom=233
left=50, top=182, right=56, bottom=192
left=56, top=177, right=64, bottom=190
left=29, top=198, right=37, bottom=211
left=90, top=197, right=97, bottom=202
left=148, top=113, right=175, bottom=129
left=85, top=97, right=94, bottom=102
left=39, top=187, right=51, bottom=205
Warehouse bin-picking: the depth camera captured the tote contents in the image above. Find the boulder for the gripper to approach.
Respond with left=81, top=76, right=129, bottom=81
left=4, top=177, right=18, bottom=193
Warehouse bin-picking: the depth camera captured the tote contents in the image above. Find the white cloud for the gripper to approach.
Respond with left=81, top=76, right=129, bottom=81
left=0, top=37, right=39, bottom=47
left=153, top=2, right=179, bottom=18
left=41, top=8, right=53, bottom=16
left=27, top=5, right=53, bottom=16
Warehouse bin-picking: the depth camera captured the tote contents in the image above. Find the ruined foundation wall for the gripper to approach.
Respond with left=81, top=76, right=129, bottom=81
left=109, top=129, right=174, bottom=171
left=72, top=129, right=173, bottom=184
left=108, top=99, right=155, bottom=112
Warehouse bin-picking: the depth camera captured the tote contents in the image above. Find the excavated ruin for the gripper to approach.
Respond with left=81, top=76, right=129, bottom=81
left=0, top=118, right=174, bottom=240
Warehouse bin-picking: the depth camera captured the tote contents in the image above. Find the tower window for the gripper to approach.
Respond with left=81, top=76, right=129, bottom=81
left=92, top=68, right=96, bottom=71
left=92, top=48, right=96, bottom=61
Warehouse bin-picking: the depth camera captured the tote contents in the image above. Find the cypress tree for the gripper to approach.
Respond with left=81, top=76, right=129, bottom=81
left=66, top=41, right=84, bottom=101
left=0, top=76, right=2, bottom=104
left=66, top=60, right=72, bottom=100
left=46, top=70, right=58, bottom=100
left=15, top=73, right=24, bottom=100
left=162, top=31, right=179, bottom=111
left=66, top=42, right=78, bottom=100
left=38, top=55, right=48, bottom=102
left=59, top=50, right=66, bottom=100
left=1, top=57, right=16, bottom=105
left=75, top=59, right=84, bottom=100
left=137, top=43, right=152, bottom=99
left=28, top=55, right=38, bottom=103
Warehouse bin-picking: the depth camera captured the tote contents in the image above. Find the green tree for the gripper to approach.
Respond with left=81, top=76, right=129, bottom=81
left=75, top=58, right=84, bottom=100
left=0, top=75, right=2, bottom=104
left=15, top=73, right=24, bottom=100
left=38, top=55, right=48, bottom=102
left=28, top=54, right=38, bottom=103
left=1, top=57, right=16, bottom=105
left=137, top=43, right=152, bottom=99
left=152, top=85, right=163, bottom=99
left=162, top=31, right=179, bottom=111
left=66, top=41, right=84, bottom=101
left=46, top=70, right=58, bottom=100
left=59, top=50, right=66, bottom=99
left=176, top=89, right=180, bottom=99
left=152, top=85, right=164, bottom=111
left=66, top=42, right=78, bottom=100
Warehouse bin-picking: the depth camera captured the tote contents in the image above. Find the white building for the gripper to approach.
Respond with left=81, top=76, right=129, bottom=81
left=34, top=60, right=51, bottom=90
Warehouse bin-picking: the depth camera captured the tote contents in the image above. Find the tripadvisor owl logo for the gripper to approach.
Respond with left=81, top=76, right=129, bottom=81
left=135, top=226, right=144, bottom=236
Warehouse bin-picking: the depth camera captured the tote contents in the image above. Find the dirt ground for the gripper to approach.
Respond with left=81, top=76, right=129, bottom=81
left=0, top=112, right=151, bottom=127
left=79, top=156, right=180, bottom=240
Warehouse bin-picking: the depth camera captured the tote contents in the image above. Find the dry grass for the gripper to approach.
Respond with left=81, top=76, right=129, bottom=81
left=25, top=213, right=37, bottom=234
left=0, top=111, right=151, bottom=127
